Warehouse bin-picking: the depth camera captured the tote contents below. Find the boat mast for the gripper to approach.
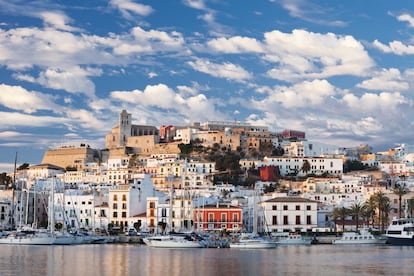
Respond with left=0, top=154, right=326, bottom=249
left=10, top=152, right=17, bottom=229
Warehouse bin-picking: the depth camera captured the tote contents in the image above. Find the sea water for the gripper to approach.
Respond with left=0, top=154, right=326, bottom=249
left=0, top=244, right=412, bottom=276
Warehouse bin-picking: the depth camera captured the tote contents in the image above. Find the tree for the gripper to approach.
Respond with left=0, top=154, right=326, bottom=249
left=373, top=191, right=390, bottom=232
left=349, top=202, right=365, bottom=232
left=393, top=185, right=408, bottom=218
left=17, top=163, right=30, bottom=170
left=407, top=198, right=414, bottom=218
left=330, top=207, right=349, bottom=232
left=301, top=160, right=311, bottom=175
left=363, top=197, right=377, bottom=227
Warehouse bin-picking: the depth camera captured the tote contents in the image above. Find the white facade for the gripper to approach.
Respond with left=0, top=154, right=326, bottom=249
left=108, top=174, right=155, bottom=230
left=258, top=156, right=343, bottom=177
left=262, top=197, right=318, bottom=232
left=283, top=141, right=339, bottom=157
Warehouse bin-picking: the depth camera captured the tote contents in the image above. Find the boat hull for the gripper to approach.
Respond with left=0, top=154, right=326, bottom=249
left=386, top=237, right=414, bottom=246
left=0, top=236, right=55, bottom=245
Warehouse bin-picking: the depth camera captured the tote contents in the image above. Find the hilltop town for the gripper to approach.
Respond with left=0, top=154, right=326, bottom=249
left=0, top=109, right=413, bottom=237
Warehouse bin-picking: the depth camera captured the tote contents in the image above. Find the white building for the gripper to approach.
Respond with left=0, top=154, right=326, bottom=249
left=261, top=197, right=318, bottom=233
left=258, top=156, right=343, bottom=177
left=283, top=141, right=339, bottom=157
left=108, top=174, right=155, bottom=230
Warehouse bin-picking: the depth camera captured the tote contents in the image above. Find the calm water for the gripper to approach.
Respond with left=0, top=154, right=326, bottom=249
left=0, top=244, right=413, bottom=276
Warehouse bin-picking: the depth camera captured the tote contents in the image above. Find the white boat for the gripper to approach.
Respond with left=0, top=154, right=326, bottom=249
left=332, top=229, right=387, bottom=245
left=274, top=233, right=313, bottom=245
left=385, top=217, right=414, bottom=246
left=229, top=233, right=276, bottom=249
left=143, top=234, right=203, bottom=248
left=0, top=228, right=56, bottom=245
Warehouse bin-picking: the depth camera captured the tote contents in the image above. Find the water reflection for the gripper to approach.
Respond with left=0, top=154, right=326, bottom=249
left=0, top=244, right=414, bottom=275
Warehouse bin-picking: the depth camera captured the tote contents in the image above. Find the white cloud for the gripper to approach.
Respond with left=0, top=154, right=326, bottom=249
left=0, top=84, right=58, bottom=113
left=39, top=11, right=82, bottom=32
left=207, top=36, right=263, bottom=53
left=356, top=68, right=409, bottom=91
left=110, top=0, right=153, bottom=19
left=264, top=29, right=374, bottom=81
left=396, top=13, right=414, bottom=28
left=252, top=79, right=337, bottom=109
left=372, top=39, right=414, bottom=55
left=110, top=83, right=224, bottom=122
left=187, top=58, right=252, bottom=82
left=273, top=0, right=346, bottom=27
left=342, top=91, right=408, bottom=114
left=0, top=111, right=68, bottom=128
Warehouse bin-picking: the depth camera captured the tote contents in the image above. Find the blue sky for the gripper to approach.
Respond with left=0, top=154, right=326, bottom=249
left=1, top=0, right=414, bottom=172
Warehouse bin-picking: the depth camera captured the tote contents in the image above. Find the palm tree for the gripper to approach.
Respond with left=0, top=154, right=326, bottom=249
left=329, top=207, right=341, bottom=232
left=349, top=202, right=365, bottom=232
left=373, top=191, right=390, bottom=232
left=381, top=202, right=393, bottom=232
left=393, top=185, right=408, bottom=218
left=407, top=198, right=414, bottom=218
left=364, top=197, right=377, bottom=227
left=330, top=206, right=349, bottom=232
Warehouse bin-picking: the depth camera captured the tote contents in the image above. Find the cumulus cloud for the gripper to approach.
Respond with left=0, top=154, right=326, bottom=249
left=187, top=58, right=252, bottom=82
left=372, top=39, right=414, bottom=55
left=0, top=84, right=58, bottom=113
left=14, top=67, right=100, bottom=97
left=206, top=36, right=263, bottom=53
left=356, top=68, right=409, bottom=91
left=110, top=83, right=224, bottom=122
left=252, top=79, right=337, bottom=109
left=264, top=29, right=374, bottom=81
left=110, top=0, right=153, bottom=19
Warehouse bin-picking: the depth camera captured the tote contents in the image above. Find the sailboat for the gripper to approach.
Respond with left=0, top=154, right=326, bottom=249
left=0, top=176, right=56, bottom=245
left=229, top=191, right=276, bottom=249
left=143, top=171, right=203, bottom=248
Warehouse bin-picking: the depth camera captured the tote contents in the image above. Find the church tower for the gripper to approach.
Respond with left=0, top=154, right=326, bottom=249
left=118, top=109, right=132, bottom=147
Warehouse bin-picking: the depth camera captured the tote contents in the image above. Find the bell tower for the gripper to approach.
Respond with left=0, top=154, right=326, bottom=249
left=118, top=109, right=132, bottom=146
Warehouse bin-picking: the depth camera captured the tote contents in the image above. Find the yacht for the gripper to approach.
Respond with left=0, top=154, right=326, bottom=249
left=274, top=233, right=313, bottom=245
left=385, top=217, right=414, bottom=245
left=0, top=228, right=56, bottom=245
left=143, top=233, right=203, bottom=248
left=333, top=228, right=387, bottom=245
left=229, top=233, right=276, bottom=249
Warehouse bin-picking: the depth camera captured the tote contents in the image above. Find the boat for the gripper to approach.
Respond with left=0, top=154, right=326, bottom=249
left=0, top=227, right=56, bottom=245
left=229, top=233, right=276, bottom=249
left=332, top=228, right=387, bottom=245
left=385, top=217, right=414, bottom=245
left=274, top=232, right=313, bottom=245
left=143, top=234, right=203, bottom=248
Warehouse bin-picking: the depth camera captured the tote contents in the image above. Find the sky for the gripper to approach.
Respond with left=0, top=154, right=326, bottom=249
left=1, top=0, right=414, bottom=172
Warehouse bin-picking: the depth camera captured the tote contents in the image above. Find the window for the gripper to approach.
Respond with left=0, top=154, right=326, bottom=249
left=113, top=203, right=118, bottom=209
left=272, top=205, right=277, bottom=210
left=296, top=215, right=301, bottom=224
left=233, top=213, right=239, bottom=222
left=122, top=203, right=127, bottom=209
left=283, top=205, right=288, bottom=210
left=307, top=215, right=311, bottom=224
left=296, top=205, right=300, bottom=210
left=113, top=195, right=118, bottom=201
left=149, top=202, right=155, bottom=208
left=113, top=212, right=118, bottom=218
left=122, top=194, right=127, bottom=201
left=283, top=216, right=288, bottom=225
left=272, top=216, right=277, bottom=225
left=122, top=212, right=127, bottom=218
left=221, top=213, right=227, bottom=222
left=208, top=213, right=214, bottom=222
left=306, top=205, right=311, bottom=211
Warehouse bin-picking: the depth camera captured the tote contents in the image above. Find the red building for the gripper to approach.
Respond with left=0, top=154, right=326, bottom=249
left=193, top=203, right=242, bottom=232
left=259, top=165, right=279, bottom=181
